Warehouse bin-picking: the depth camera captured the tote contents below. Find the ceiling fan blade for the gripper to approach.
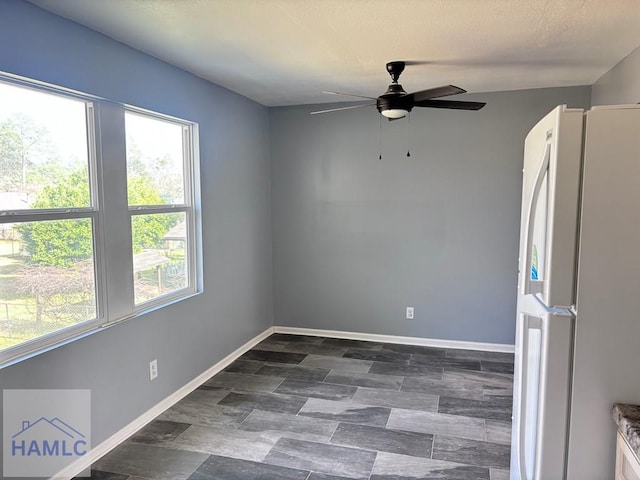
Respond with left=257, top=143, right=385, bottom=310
left=310, top=103, right=376, bottom=115
left=409, top=85, right=466, bottom=102
left=414, top=99, right=486, bottom=110
left=322, top=91, right=377, bottom=100
left=403, top=60, right=432, bottom=66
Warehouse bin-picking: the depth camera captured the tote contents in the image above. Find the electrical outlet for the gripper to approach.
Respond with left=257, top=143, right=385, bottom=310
left=149, top=359, right=158, bottom=381
left=406, top=306, right=414, bottom=320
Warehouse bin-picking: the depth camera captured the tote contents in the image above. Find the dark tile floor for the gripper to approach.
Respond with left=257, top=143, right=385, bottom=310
left=85, top=334, right=514, bottom=480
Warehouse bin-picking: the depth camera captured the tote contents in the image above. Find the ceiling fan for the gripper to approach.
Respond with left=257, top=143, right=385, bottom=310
left=311, top=61, right=486, bottom=119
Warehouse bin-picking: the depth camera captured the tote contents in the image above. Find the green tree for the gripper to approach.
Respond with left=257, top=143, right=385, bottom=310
left=128, top=175, right=177, bottom=253
left=17, top=170, right=92, bottom=267
left=18, top=171, right=175, bottom=267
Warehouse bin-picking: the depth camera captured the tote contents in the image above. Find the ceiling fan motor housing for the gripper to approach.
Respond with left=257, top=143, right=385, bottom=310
left=377, top=83, right=413, bottom=115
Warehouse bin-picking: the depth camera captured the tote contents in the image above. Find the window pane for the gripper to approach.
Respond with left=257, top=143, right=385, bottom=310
left=132, top=212, right=187, bottom=305
left=125, top=112, right=185, bottom=205
left=0, top=81, right=91, bottom=210
left=0, top=219, right=97, bottom=351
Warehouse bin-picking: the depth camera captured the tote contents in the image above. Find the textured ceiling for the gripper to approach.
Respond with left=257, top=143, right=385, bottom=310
left=28, top=0, right=640, bottom=106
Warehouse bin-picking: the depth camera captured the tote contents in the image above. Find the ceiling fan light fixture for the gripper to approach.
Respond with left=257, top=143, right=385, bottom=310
left=381, top=108, right=408, bottom=119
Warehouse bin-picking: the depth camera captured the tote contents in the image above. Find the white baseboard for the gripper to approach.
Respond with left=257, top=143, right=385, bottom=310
left=52, top=326, right=274, bottom=480
left=273, top=326, right=515, bottom=353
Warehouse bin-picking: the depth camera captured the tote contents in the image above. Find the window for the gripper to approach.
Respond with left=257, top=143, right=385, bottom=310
left=0, top=75, right=200, bottom=365
left=125, top=111, right=194, bottom=305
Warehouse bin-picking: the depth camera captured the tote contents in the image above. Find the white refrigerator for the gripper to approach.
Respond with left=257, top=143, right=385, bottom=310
left=510, top=104, right=640, bottom=480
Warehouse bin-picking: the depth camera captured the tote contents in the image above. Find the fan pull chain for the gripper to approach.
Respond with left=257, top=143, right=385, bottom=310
left=378, top=113, right=383, bottom=160
left=406, top=112, right=411, bottom=158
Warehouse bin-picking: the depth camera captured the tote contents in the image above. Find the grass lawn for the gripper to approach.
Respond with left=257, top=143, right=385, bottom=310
left=0, top=238, right=21, bottom=256
left=0, top=239, right=26, bottom=303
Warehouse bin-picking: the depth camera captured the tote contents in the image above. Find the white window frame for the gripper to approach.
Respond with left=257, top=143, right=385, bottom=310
left=125, top=107, right=199, bottom=311
left=0, top=73, right=201, bottom=367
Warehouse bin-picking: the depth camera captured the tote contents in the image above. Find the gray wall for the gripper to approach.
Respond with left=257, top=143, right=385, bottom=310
left=592, top=44, right=640, bottom=105
left=0, top=0, right=272, bottom=468
left=270, top=86, right=591, bottom=345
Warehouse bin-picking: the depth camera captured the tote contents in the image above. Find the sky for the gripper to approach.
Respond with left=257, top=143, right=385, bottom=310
left=0, top=80, right=87, bottom=165
left=125, top=111, right=183, bottom=171
left=0, top=80, right=184, bottom=167
left=0, top=79, right=185, bottom=207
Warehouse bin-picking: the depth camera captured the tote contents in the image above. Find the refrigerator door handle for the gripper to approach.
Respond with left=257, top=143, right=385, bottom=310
left=518, top=316, right=530, bottom=480
left=518, top=314, right=543, bottom=480
left=523, top=144, right=550, bottom=296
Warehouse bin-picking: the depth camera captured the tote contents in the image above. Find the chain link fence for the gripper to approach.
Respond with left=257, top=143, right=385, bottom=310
left=0, top=301, right=96, bottom=340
